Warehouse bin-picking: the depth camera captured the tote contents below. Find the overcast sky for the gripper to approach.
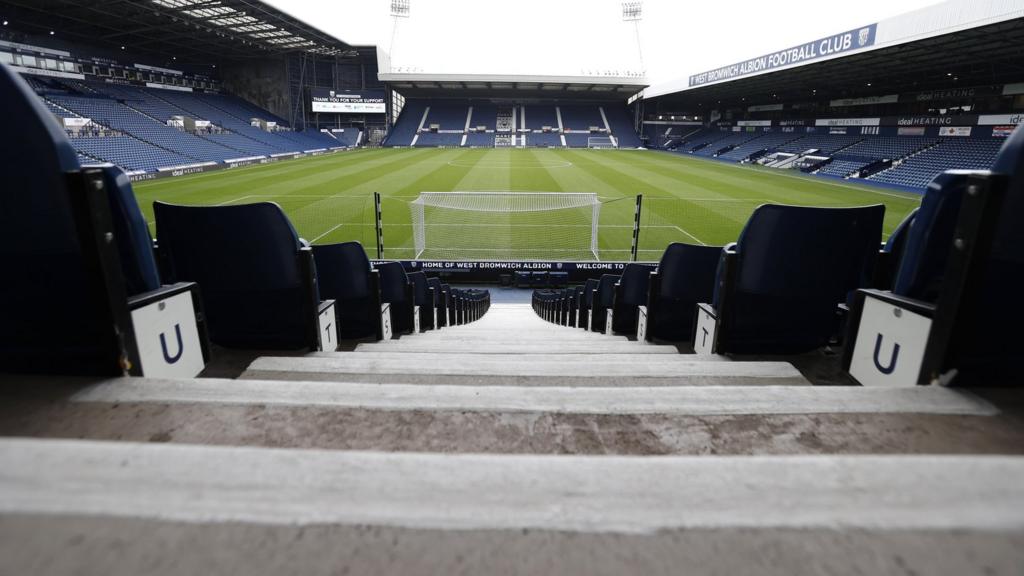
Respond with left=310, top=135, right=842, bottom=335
left=266, top=0, right=944, bottom=87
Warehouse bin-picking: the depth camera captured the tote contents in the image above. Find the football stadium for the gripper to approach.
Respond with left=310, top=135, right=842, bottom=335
left=1, top=0, right=1024, bottom=573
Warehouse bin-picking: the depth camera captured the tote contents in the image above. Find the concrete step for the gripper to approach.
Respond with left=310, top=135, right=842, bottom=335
left=242, top=353, right=810, bottom=386
left=2, top=438, right=1022, bottom=576
left=353, top=341, right=679, bottom=354
left=2, top=375, right=1016, bottom=455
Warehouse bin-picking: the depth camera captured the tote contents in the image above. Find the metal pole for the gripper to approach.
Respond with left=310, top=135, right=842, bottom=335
left=631, top=194, right=643, bottom=262
left=374, top=192, right=384, bottom=259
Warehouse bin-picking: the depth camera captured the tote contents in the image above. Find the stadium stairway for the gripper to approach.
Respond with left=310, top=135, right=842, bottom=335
left=3, top=299, right=1024, bottom=574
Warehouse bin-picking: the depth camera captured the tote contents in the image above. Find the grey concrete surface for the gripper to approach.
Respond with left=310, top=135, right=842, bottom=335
left=3, top=439, right=1023, bottom=532
left=70, top=378, right=997, bottom=415
left=2, top=515, right=1021, bottom=576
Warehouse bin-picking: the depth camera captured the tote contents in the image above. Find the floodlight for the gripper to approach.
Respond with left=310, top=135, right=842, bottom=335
left=391, top=0, right=410, bottom=18
left=622, top=2, right=642, bottom=21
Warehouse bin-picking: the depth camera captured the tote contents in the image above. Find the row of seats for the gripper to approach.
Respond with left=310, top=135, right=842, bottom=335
left=0, top=65, right=487, bottom=378
left=28, top=73, right=349, bottom=173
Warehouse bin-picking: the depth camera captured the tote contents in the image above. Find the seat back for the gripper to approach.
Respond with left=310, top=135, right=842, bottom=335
left=596, top=274, right=620, bottom=309
left=427, top=277, right=444, bottom=306
left=892, top=176, right=966, bottom=301
left=155, top=201, right=311, bottom=349
left=618, top=263, right=652, bottom=307
left=408, top=271, right=430, bottom=306
left=650, top=242, right=722, bottom=341
left=101, top=165, right=161, bottom=296
left=376, top=262, right=409, bottom=304
left=0, top=63, right=121, bottom=374
left=582, top=278, right=599, bottom=307
left=312, top=242, right=379, bottom=339
left=718, top=203, right=885, bottom=354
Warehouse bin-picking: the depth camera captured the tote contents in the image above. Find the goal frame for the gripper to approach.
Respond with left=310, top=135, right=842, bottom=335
left=587, top=136, right=617, bottom=149
left=410, top=191, right=602, bottom=261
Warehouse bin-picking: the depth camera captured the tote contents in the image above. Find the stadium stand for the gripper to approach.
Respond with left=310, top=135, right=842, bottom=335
left=610, top=263, right=654, bottom=335
left=376, top=261, right=415, bottom=336
left=868, top=138, right=1006, bottom=189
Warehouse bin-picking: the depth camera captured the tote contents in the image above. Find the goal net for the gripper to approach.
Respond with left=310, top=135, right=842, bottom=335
left=587, top=136, right=617, bottom=149
left=411, top=192, right=602, bottom=261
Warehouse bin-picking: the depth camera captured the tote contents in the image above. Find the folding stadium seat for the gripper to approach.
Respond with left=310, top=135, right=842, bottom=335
left=566, top=286, right=584, bottom=328
left=609, top=264, right=655, bottom=336
left=0, top=63, right=209, bottom=377
left=311, top=242, right=390, bottom=341
left=407, top=271, right=434, bottom=331
left=844, top=128, right=1024, bottom=386
left=376, top=262, right=415, bottom=336
left=694, top=204, right=885, bottom=355
left=155, top=201, right=336, bottom=351
left=577, top=278, right=599, bottom=330
left=871, top=208, right=919, bottom=290
left=427, top=277, right=447, bottom=328
left=442, top=283, right=456, bottom=326
left=641, top=243, right=723, bottom=343
left=590, top=274, right=621, bottom=333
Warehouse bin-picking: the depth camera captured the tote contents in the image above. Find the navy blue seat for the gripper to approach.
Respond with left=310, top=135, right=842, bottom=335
left=427, top=277, right=447, bottom=328
left=590, top=274, right=620, bottom=333
left=578, top=278, right=599, bottom=330
left=844, top=128, right=1024, bottom=386
left=871, top=207, right=919, bottom=290
left=711, top=204, right=885, bottom=354
left=407, top=271, right=434, bottom=331
left=101, top=165, right=161, bottom=296
left=1, top=63, right=119, bottom=374
left=442, top=283, right=456, bottom=325
left=646, top=243, right=722, bottom=342
left=611, top=264, right=654, bottom=335
left=312, top=242, right=383, bottom=341
left=155, top=201, right=321, bottom=349
left=377, top=262, right=413, bottom=335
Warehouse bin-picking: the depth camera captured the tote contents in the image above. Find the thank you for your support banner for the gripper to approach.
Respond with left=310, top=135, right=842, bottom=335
left=311, top=88, right=386, bottom=114
left=688, top=23, right=877, bottom=88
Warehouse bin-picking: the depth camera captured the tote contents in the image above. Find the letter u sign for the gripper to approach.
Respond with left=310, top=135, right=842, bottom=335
left=160, top=324, right=184, bottom=364
left=872, top=333, right=899, bottom=374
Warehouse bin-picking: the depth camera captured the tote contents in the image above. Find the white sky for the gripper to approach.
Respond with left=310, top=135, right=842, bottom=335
left=267, top=0, right=945, bottom=87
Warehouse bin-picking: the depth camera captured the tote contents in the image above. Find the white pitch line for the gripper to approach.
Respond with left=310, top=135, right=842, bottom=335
left=310, top=223, right=344, bottom=244
left=214, top=195, right=258, bottom=206
left=2, top=438, right=1021, bottom=533
left=667, top=224, right=708, bottom=243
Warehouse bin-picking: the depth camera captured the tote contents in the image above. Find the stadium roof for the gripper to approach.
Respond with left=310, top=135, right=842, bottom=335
left=644, top=0, right=1024, bottom=109
left=0, top=0, right=374, bottom=62
left=378, top=71, right=648, bottom=100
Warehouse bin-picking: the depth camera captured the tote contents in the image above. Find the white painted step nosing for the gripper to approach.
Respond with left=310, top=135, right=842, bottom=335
left=70, top=378, right=999, bottom=416
left=2, top=438, right=1021, bottom=533
left=246, top=355, right=800, bottom=378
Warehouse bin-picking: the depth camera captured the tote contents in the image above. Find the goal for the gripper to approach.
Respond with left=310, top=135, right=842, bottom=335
left=587, top=136, right=617, bottom=149
left=410, top=192, right=602, bottom=261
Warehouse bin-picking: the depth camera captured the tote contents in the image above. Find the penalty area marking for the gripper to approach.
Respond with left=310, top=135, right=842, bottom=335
left=446, top=159, right=574, bottom=169
left=310, top=223, right=344, bottom=244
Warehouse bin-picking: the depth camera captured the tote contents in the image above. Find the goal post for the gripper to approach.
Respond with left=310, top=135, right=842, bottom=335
left=410, top=191, right=602, bottom=261
left=587, top=136, right=617, bottom=149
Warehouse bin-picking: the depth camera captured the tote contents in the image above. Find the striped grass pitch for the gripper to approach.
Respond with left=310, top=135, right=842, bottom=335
left=134, top=148, right=922, bottom=261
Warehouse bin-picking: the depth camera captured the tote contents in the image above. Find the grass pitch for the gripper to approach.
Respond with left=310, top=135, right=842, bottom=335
left=134, top=147, right=922, bottom=261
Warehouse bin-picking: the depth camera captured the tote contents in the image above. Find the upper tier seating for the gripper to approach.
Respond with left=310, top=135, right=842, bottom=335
left=704, top=204, right=885, bottom=354
left=468, top=104, right=497, bottom=130
left=560, top=105, right=604, bottom=130
left=424, top=104, right=469, bottom=130
left=868, top=138, right=1005, bottom=189
left=524, top=105, right=558, bottom=130
left=154, top=201, right=329, bottom=350
left=778, top=134, right=862, bottom=155
left=718, top=132, right=802, bottom=161
left=602, top=105, right=642, bottom=148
